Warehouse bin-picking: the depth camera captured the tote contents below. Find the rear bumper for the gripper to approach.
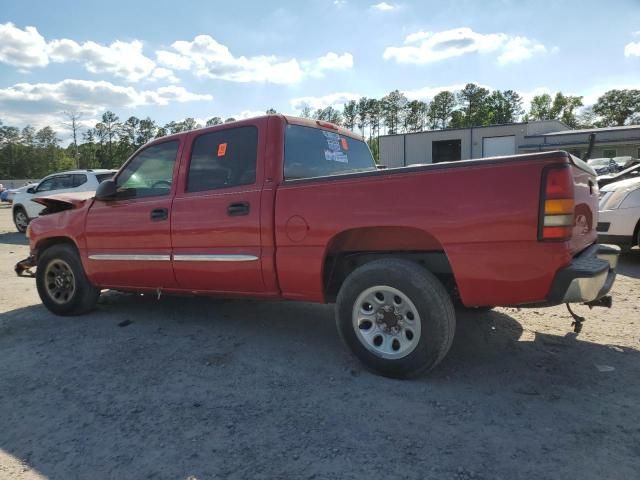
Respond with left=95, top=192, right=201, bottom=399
left=546, top=244, right=619, bottom=305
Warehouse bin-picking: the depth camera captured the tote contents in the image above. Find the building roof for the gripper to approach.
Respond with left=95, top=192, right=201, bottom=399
left=541, top=124, right=640, bottom=136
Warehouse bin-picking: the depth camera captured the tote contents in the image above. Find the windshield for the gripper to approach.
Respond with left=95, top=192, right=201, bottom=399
left=284, top=125, right=376, bottom=180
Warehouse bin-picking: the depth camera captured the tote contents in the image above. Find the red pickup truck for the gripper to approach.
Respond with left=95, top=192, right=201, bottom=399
left=16, top=115, right=619, bottom=378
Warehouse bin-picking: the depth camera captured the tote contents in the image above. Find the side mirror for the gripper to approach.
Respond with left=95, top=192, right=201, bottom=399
left=27, top=187, right=36, bottom=194
left=95, top=179, right=117, bottom=201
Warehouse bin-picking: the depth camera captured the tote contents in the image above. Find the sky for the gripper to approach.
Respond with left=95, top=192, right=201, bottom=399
left=1, top=0, right=639, bottom=137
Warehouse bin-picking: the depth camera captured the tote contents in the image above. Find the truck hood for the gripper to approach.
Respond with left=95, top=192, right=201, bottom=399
left=32, top=191, right=96, bottom=213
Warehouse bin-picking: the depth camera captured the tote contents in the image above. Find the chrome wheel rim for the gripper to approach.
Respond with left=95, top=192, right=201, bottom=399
left=15, top=211, right=28, bottom=231
left=44, top=259, right=76, bottom=305
left=352, top=285, right=422, bottom=359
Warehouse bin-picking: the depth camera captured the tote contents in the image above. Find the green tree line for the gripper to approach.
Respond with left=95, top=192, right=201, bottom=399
left=0, top=86, right=638, bottom=179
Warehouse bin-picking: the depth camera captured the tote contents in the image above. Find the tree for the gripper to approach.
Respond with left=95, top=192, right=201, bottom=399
left=97, top=111, right=120, bottom=167
left=266, top=108, right=277, bottom=114
left=62, top=111, right=82, bottom=168
left=428, top=91, right=456, bottom=129
left=224, top=118, right=236, bottom=123
left=299, top=106, right=312, bottom=118
left=342, top=100, right=357, bottom=131
left=551, top=93, right=583, bottom=127
left=137, top=117, right=157, bottom=146
left=404, top=100, right=428, bottom=133
left=593, top=89, right=640, bottom=126
left=181, top=118, right=201, bottom=131
left=381, top=90, right=408, bottom=134
left=528, top=94, right=553, bottom=120
left=206, top=117, right=222, bottom=126
left=486, top=90, right=524, bottom=124
left=356, top=97, right=369, bottom=135
left=455, top=83, right=491, bottom=127
left=313, top=106, right=342, bottom=125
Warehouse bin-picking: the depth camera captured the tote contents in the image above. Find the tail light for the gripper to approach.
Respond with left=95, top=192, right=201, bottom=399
left=316, top=120, right=339, bottom=130
left=539, top=164, right=575, bottom=241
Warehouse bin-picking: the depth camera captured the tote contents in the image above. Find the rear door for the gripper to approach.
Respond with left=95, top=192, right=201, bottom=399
left=170, top=120, right=267, bottom=294
left=84, top=139, right=182, bottom=288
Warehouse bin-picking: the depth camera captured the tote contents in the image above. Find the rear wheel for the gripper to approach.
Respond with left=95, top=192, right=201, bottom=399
left=336, top=258, right=456, bottom=379
left=36, top=244, right=100, bottom=315
left=13, top=206, right=29, bottom=233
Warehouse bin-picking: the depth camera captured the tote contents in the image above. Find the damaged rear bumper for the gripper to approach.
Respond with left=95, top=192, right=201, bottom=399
left=15, top=255, right=36, bottom=278
left=546, top=244, right=619, bottom=305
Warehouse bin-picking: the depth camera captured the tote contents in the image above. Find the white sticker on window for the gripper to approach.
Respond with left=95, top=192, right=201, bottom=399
left=323, top=131, right=349, bottom=163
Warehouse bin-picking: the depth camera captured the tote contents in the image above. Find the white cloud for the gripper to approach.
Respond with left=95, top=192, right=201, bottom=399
left=371, top=2, right=395, bottom=11
left=383, top=27, right=546, bottom=65
left=498, top=36, right=547, bottom=64
left=0, top=22, right=49, bottom=68
left=150, top=67, right=179, bottom=83
left=304, top=52, right=354, bottom=76
left=624, top=41, right=640, bottom=57
left=0, top=79, right=212, bottom=127
left=48, top=39, right=157, bottom=82
left=290, top=92, right=360, bottom=111
left=156, top=34, right=353, bottom=84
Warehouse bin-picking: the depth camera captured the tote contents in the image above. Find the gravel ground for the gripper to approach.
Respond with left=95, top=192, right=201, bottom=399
left=0, top=204, right=639, bottom=480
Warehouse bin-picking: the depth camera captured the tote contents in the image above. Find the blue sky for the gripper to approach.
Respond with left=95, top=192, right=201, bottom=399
left=1, top=0, right=639, bottom=135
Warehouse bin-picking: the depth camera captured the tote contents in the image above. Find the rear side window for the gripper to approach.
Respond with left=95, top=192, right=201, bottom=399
left=284, top=125, right=376, bottom=180
left=53, top=175, right=74, bottom=190
left=72, top=174, right=87, bottom=187
left=187, top=126, right=258, bottom=192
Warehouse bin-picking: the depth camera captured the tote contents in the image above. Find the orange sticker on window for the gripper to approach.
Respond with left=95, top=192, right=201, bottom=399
left=340, top=138, right=349, bottom=150
left=217, top=143, right=228, bottom=157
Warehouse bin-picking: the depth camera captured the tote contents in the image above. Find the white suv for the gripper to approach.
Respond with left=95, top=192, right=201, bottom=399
left=597, top=176, right=640, bottom=250
left=12, top=169, right=116, bottom=232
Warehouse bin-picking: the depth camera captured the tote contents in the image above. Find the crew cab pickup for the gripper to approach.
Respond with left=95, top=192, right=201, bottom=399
left=16, top=115, right=619, bottom=378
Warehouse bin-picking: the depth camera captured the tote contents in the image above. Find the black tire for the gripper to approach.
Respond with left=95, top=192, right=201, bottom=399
left=13, top=206, right=29, bottom=233
left=336, top=258, right=456, bottom=379
left=36, top=243, right=100, bottom=315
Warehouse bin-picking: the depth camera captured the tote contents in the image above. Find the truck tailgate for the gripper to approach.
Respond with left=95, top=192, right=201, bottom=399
left=569, top=159, right=599, bottom=255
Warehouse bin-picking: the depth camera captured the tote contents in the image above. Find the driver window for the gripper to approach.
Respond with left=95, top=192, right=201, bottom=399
left=116, top=141, right=179, bottom=199
left=35, top=177, right=56, bottom=192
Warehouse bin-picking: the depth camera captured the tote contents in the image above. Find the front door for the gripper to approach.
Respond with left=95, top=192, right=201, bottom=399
left=171, top=123, right=265, bottom=294
left=84, top=139, right=182, bottom=289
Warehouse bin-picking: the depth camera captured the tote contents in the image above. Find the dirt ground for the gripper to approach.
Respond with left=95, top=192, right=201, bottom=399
left=0, top=204, right=638, bottom=480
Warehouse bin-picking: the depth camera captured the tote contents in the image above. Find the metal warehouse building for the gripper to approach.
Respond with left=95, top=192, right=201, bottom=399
left=379, top=121, right=640, bottom=167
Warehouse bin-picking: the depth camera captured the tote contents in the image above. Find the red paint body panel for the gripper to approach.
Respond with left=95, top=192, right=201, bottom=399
left=26, top=115, right=599, bottom=308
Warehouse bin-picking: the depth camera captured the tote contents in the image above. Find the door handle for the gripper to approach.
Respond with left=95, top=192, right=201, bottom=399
left=227, top=202, right=250, bottom=216
left=150, top=208, right=169, bottom=221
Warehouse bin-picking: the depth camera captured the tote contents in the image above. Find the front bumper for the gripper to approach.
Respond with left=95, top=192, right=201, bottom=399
left=546, top=244, right=619, bottom=305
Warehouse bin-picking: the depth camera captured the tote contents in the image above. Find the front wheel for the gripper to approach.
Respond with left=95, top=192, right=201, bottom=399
left=13, top=206, right=29, bottom=233
left=336, top=258, right=456, bottom=379
left=36, top=244, right=100, bottom=315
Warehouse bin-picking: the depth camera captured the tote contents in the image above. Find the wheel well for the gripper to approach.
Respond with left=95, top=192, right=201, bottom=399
left=634, top=217, right=640, bottom=247
left=322, top=226, right=456, bottom=302
left=13, top=204, right=25, bottom=214
left=35, top=237, right=78, bottom=259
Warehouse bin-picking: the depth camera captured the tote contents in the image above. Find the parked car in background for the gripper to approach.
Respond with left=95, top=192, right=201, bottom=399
left=611, top=156, right=638, bottom=170
left=12, top=169, right=116, bottom=232
left=14, top=115, right=619, bottom=378
left=598, top=162, right=640, bottom=188
left=587, top=158, right=617, bottom=175
left=597, top=176, right=640, bottom=250
left=1, top=182, right=38, bottom=204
